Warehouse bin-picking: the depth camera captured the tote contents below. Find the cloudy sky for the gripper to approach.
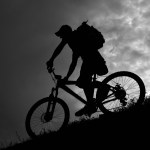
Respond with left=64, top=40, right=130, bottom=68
left=1, top=0, right=150, bottom=145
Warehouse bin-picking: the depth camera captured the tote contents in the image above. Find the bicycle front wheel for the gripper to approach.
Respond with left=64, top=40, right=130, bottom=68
left=96, top=71, right=145, bottom=114
left=25, top=97, right=70, bottom=139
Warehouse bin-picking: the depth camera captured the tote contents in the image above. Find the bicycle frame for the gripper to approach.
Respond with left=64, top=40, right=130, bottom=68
left=26, top=69, right=145, bottom=139
left=49, top=69, right=116, bottom=107
left=51, top=77, right=105, bottom=106
left=63, top=82, right=88, bottom=104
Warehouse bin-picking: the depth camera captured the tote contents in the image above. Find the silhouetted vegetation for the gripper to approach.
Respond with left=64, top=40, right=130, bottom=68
left=1, top=96, right=150, bottom=150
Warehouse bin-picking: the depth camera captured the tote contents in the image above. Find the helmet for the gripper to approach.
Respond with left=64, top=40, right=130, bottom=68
left=55, top=25, right=72, bottom=38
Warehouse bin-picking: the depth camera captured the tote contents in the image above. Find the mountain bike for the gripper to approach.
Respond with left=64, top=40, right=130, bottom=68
left=25, top=68, right=145, bottom=138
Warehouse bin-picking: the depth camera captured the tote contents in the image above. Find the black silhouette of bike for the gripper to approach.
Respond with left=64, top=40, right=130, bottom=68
left=25, top=68, right=145, bottom=138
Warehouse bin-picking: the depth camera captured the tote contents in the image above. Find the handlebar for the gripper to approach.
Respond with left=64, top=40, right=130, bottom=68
left=48, top=67, right=62, bottom=80
left=48, top=67, right=76, bottom=85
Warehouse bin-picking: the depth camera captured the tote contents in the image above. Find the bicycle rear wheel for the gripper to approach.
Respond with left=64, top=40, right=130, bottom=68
left=96, top=71, right=145, bottom=114
left=25, top=97, right=70, bottom=139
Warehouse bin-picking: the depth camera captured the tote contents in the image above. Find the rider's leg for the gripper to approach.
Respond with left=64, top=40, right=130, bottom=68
left=75, top=85, right=96, bottom=116
left=83, top=84, right=94, bottom=105
left=77, top=72, right=94, bottom=105
left=75, top=76, right=96, bottom=116
left=75, top=63, right=96, bottom=116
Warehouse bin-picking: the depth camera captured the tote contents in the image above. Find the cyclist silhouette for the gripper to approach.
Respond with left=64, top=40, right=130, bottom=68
left=47, top=21, right=108, bottom=116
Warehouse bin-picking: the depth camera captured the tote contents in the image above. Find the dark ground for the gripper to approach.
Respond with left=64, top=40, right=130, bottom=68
left=1, top=97, right=150, bottom=150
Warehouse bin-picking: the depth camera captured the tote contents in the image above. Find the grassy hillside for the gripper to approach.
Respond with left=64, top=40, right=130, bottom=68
left=2, top=97, right=150, bottom=150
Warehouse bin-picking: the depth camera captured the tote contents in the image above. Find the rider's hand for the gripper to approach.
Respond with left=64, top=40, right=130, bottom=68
left=46, top=60, right=53, bottom=72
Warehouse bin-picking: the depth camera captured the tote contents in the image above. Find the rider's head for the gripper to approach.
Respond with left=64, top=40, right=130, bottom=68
left=55, top=25, right=72, bottom=39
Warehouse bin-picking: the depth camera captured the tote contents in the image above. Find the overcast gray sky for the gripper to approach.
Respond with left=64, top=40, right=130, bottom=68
left=1, top=0, right=150, bottom=145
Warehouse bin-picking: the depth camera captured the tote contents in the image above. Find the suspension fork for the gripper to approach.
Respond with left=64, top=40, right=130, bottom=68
left=46, top=87, right=58, bottom=118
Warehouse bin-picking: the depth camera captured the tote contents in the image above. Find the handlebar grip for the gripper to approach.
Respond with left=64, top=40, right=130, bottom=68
left=48, top=67, right=62, bottom=80
left=48, top=67, right=54, bottom=73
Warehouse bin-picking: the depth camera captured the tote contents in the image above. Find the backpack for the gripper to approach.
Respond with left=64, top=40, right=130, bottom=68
left=75, top=21, right=105, bottom=50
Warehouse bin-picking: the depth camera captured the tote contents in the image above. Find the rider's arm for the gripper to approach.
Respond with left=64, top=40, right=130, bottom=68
left=65, top=53, right=79, bottom=80
left=47, top=39, right=67, bottom=68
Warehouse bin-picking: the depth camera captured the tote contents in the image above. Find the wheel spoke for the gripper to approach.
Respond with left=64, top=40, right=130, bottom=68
left=109, top=79, right=118, bottom=86
left=122, top=77, right=131, bottom=87
left=126, top=81, right=138, bottom=91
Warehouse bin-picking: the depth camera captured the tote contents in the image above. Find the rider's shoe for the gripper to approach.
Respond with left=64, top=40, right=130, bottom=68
left=75, top=105, right=97, bottom=117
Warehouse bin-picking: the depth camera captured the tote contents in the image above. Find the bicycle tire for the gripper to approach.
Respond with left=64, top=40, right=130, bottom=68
left=96, top=71, right=145, bottom=114
left=25, top=97, right=70, bottom=139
